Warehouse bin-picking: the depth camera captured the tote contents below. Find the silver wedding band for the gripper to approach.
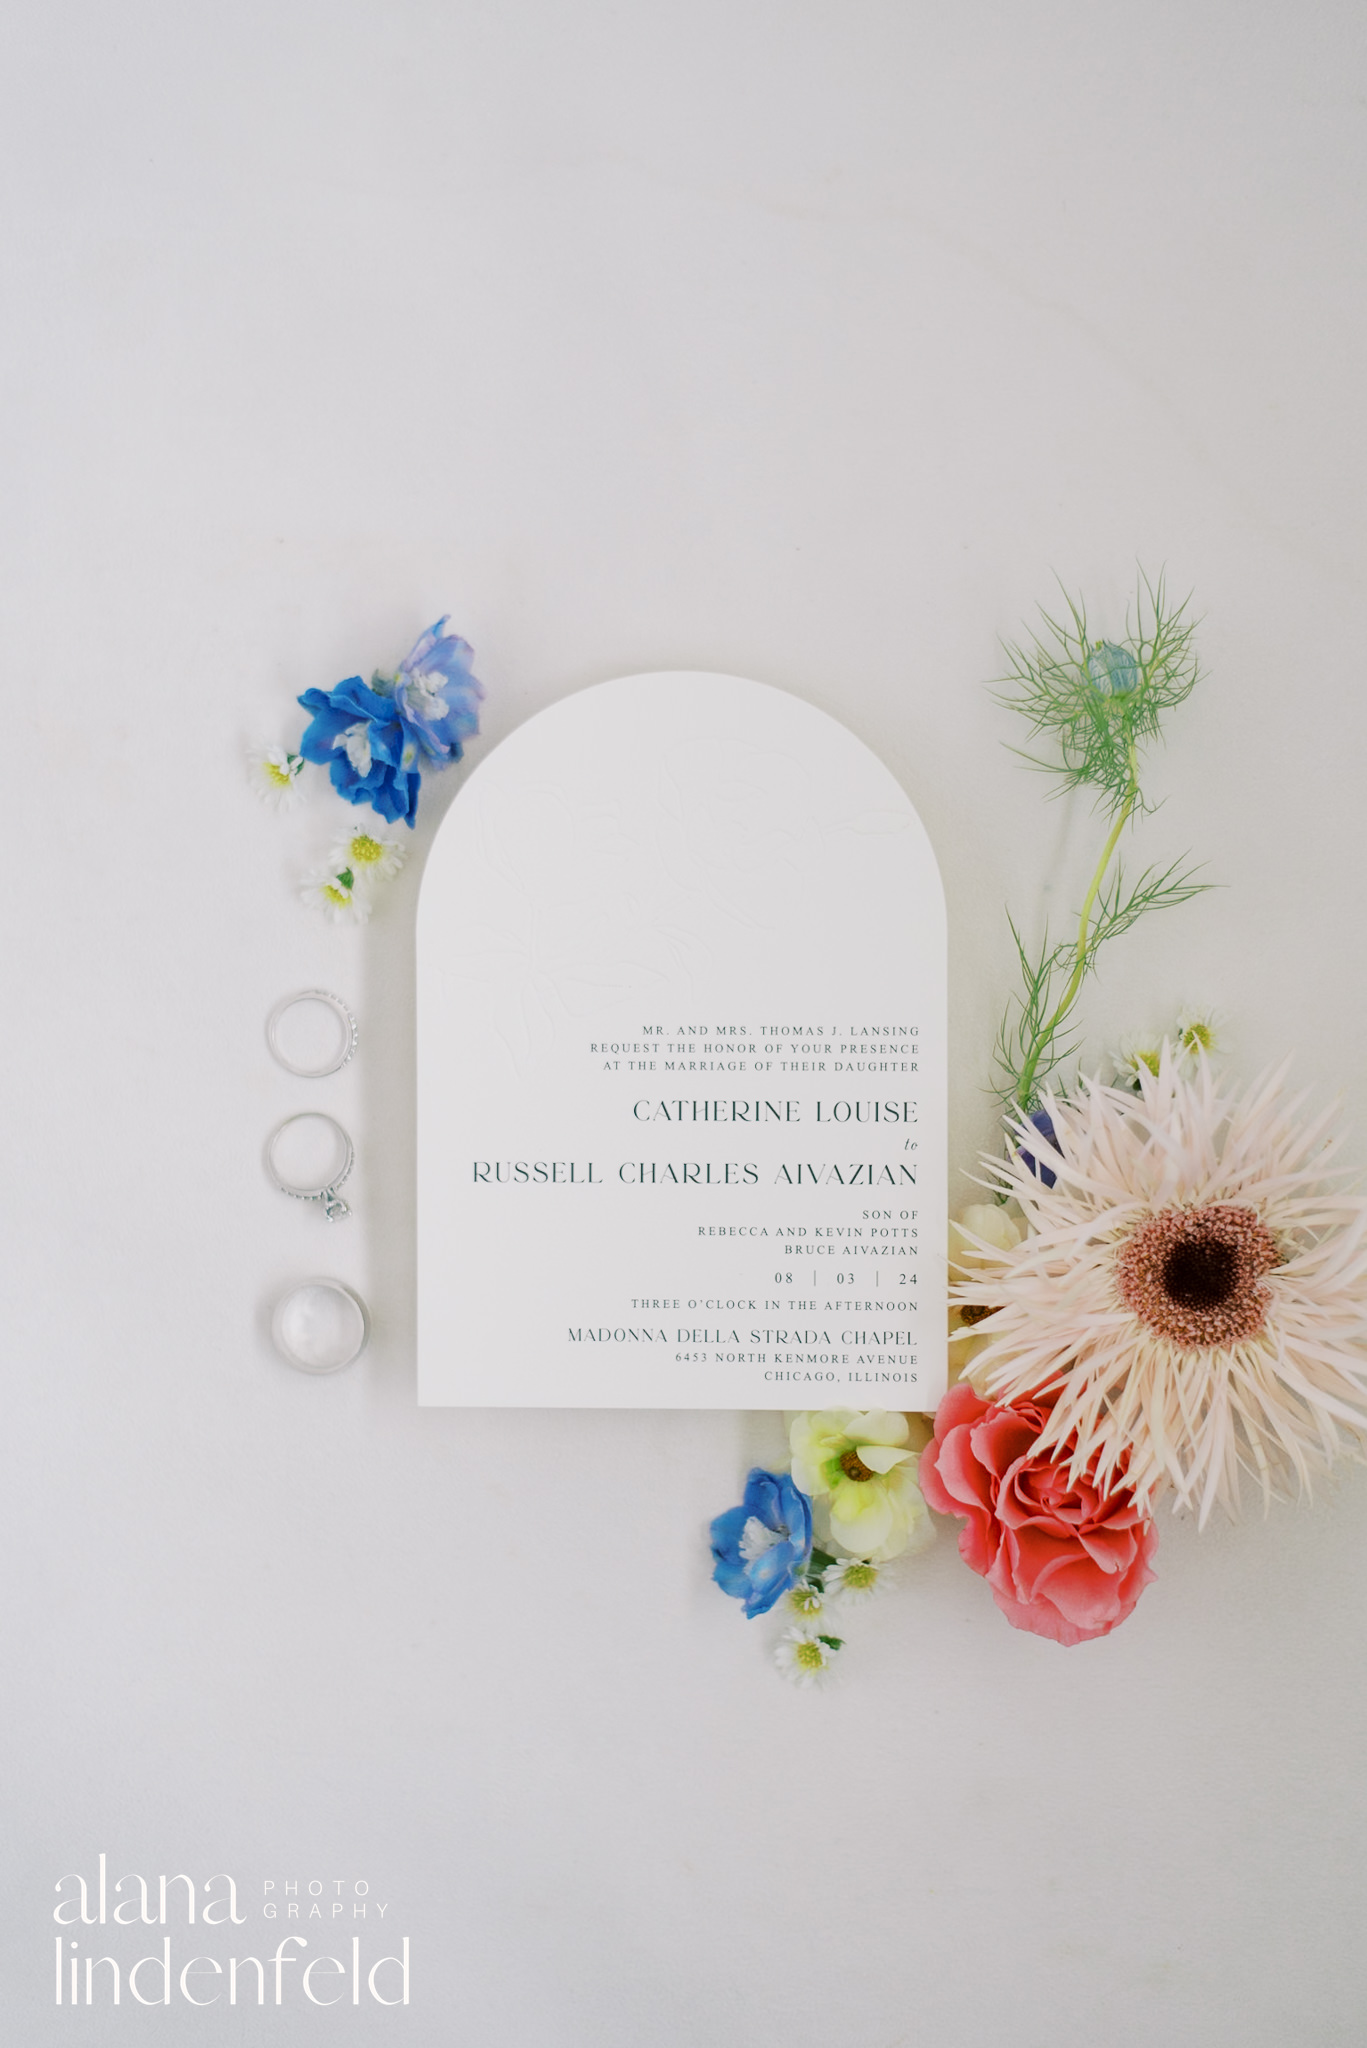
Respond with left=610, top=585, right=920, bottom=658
left=266, top=989, right=358, bottom=1078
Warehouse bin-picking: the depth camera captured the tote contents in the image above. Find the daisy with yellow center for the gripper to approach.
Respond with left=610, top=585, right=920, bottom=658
left=300, top=864, right=371, bottom=926
left=773, top=1625, right=843, bottom=1687
left=328, top=826, right=406, bottom=883
left=1176, top=1009, right=1217, bottom=1060
left=1115, top=1011, right=1218, bottom=1091
left=249, top=745, right=307, bottom=812
left=955, top=1048, right=1367, bottom=1524
left=823, top=1558, right=892, bottom=1607
left=780, top=1579, right=826, bottom=1622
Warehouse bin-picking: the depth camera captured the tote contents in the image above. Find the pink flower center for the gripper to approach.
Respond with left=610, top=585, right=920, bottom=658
left=1115, top=1203, right=1280, bottom=1349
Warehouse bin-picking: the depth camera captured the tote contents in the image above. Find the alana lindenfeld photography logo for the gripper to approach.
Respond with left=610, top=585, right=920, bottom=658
left=51, top=1855, right=410, bottom=2009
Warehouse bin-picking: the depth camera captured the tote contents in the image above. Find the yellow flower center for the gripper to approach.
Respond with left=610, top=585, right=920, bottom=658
left=350, top=834, right=385, bottom=866
left=265, top=761, right=291, bottom=787
left=839, top=1447, right=874, bottom=1482
left=794, top=1641, right=825, bottom=1671
left=323, top=883, right=351, bottom=908
left=842, top=1563, right=877, bottom=1591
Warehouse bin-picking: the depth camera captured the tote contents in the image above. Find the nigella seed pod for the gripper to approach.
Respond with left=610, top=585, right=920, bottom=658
left=1085, top=639, right=1139, bottom=695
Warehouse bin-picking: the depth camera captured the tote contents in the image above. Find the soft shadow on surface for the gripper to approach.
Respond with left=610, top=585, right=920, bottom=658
left=358, top=774, right=458, bottom=1413
left=355, top=752, right=794, bottom=1511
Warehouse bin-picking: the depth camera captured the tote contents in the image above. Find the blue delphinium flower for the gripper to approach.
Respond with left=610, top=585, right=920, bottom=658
left=387, top=616, right=483, bottom=766
left=1019, top=1107, right=1060, bottom=1189
left=297, top=675, right=420, bottom=826
left=296, top=618, right=483, bottom=828
left=1085, top=639, right=1139, bottom=696
left=710, top=1469, right=813, bottom=1619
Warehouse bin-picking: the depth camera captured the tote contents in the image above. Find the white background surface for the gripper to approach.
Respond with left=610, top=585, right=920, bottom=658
left=4, top=3, right=1366, bottom=2041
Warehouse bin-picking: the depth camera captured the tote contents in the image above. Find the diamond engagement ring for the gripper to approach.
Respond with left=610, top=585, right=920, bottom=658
left=265, top=1112, right=355, bottom=1221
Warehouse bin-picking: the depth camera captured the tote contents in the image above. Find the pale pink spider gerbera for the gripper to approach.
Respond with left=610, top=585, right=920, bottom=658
left=953, top=1053, right=1367, bottom=1525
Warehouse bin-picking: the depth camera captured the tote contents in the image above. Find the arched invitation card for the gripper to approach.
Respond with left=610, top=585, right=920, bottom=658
left=417, top=673, right=946, bottom=1407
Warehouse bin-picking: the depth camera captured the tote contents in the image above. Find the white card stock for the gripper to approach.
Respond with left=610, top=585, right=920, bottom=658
left=417, top=673, right=946, bottom=1408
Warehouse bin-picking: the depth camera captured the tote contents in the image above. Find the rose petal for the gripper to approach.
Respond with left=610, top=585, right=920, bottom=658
left=970, top=1411, right=1040, bottom=1479
left=924, top=1427, right=996, bottom=1519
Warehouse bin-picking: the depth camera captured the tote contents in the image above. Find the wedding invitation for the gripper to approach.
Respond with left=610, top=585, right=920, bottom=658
left=417, top=672, right=946, bottom=1407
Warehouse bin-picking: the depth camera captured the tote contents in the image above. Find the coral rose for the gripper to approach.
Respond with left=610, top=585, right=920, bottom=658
left=920, top=1382, right=1157, bottom=1646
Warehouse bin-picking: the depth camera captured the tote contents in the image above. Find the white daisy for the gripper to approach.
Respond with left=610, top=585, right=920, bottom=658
left=773, top=1625, right=843, bottom=1688
left=300, top=864, right=371, bottom=926
left=1176, top=1007, right=1219, bottom=1063
left=1113, top=1040, right=1163, bottom=1090
left=957, top=1048, right=1367, bottom=1524
left=328, top=824, right=407, bottom=884
left=1115, top=1013, right=1219, bottom=1091
left=249, top=745, right=307, bottom=811
left=779, top=1579, right=826, bottom=1623
left=823, top=1558, right=894, bottom=1607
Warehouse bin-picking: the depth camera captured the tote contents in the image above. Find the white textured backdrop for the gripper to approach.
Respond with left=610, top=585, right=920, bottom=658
left=4, top=3, right=1366, bottom=2041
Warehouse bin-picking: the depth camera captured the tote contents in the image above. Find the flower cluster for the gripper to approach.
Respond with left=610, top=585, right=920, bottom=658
left=708, top=571, right=1367, bottom=1671
left=710, top=1411, right=930, bottom=1682
left=296, top=616, right=482, bottom=829
left=300, top=823, right=408, bottom=926
left=251, top=616, right=483, bottom=922
left=951, top=1055, right=1367, bottom=1528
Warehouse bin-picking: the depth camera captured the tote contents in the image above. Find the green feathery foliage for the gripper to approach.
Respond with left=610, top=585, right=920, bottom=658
left=993, top=571, right=1209, bottom=1112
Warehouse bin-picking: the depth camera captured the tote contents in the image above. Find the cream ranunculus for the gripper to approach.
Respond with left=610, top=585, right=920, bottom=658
left=949, top=1203, right=1027, bottom=1387
left=951, top=1203, right=1026, bottom=1260
left=788, top=1408, right=933, bottom=1563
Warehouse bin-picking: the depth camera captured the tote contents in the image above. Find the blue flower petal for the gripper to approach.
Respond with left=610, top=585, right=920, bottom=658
left=297, top=676, right=422, bottom=827
left=740, top=1467, right=784, bottom=1527
left=393, top=618, right=485, bottom=767
left=710, top=1470, right=814, bottom=1615
left=708, top=1504, right=750, bottom=1560
left=1019, top=1108, right=1060, bottom=1189
left=776, top=1474, right=814, bottom=1559
left=711, top=1553, right=754, bottom=1601
left=743, top=1541, right=800, bottom=1618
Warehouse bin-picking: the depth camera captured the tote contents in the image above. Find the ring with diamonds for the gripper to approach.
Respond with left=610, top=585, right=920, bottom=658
left=265, top=989, right=358, bottom=1078
left=265, top=1112, right=355, bottom=1221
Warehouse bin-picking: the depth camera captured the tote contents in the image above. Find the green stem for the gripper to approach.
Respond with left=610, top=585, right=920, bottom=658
left=1014, top=742, right=1138, bottom=1111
